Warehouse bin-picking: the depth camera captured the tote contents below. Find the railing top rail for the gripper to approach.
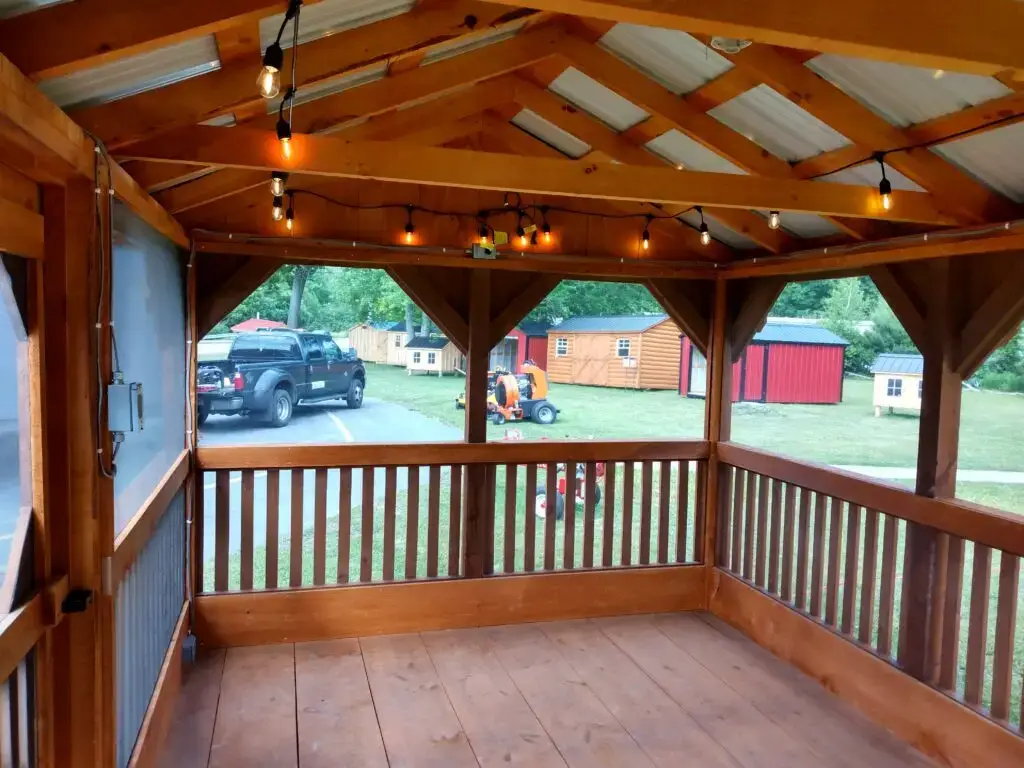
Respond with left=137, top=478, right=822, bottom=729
left=719, top=442, right=1024, bottom=558
left=197, top=440, right=710, bottom=470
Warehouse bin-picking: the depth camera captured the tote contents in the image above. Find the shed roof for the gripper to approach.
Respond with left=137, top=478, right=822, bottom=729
left=518, top=321, right=551, bottom=337
left=870, top=353, right=924, bottom=375
left=752, top=323, right=849, bottom=346
left=405, top=336, right=452, bottom=350
left=550, top=315, right=670, bottom=334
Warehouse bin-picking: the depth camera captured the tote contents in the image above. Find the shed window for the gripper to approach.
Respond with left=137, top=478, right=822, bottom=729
left=887, top=378, right=902, bottom=397
left=616, top=338, right=631, bottom=357
left=918, top=379, right=923, bottom=399
left=412, top=351, right=421, bottom=364
left=394, top=335, right=401, bottom=347
left=555, top=337, right=568, bottom=356
left=427, top=352, right=437, bottom=364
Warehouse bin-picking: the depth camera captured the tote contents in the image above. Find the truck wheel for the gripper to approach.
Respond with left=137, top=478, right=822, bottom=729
left=534, top=490, right=565, bottom=521
left=197, top=404, right=209, bottom=426
left=346, top=378, right=364, bottom=409
left=269, top=388, right=293, bottom=427
left=533, top=402, right=556, bottom=425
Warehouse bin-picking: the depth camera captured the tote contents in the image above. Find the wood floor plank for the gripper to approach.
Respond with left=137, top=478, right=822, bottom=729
left=209, top=645, right=297, bottom=768
left=294, top=640, right=388, bottom=768
left=542, top=620, right=740, bottom=768
left=158, top=649, right=226, bottom=768
left=421, top=628, right=566, bottom=767
left=598, top=615, right=819, bottom=768
left=486, top=623, right=655, bottom=767
left=655, top=614, right=934, bottom=768
left=360, top=633, right=478, bottom=768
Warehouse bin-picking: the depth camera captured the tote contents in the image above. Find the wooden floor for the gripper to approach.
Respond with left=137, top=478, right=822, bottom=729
left=160, top=613, right=935, bottom=767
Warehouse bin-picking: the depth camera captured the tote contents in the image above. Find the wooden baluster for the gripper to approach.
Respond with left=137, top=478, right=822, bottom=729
left=214, top=470, right=230, bottom=592
left=676, top=461, right=689, bottom=564
left=487, top=464, right=497, bottom=572
left=383, top=466, right=397, bottom=582
left=504, top=464, right=517, bottom=573
left=621, top=462, right=634, bottom=567
left=754, top=472, right=769, bottom=587
left=564, top=462, right=577, bottom=569
left=742, top=472, right=756, bottom=580
left=730, top=469, right=745, bottom=574
left=639, top=461, right=653, bottom=566
left=584, top=462, right=598, bottom=568
left=265, top=469, right=280, bottom=589
left=426, top=466, right=440, bottom=578
left=360, top=466, right=374, bottom=583
left=858, top=509, right=879, bottom=645
left=794, top=489, right=811, bottom=611
left=876, top=514, right=899, bottom=656
left=767, top=479, right=782, bottom=594
left=656, top=460, right=670, bottom=565
left=780, top=484, right=796, bottom=603
left=196, top=472, right=205, bottom=593
left=809, top=493, right=826, bottom=618
left=939, top=536, right=965, bottom=690
left=290, top=469, right=305, bottom=588
left=337, top=468, right=351, bottom=584
left=406, top=466, right=420, bottom=580
left=240, top=469, right=254, bottom=591
left=524, top=464, right=537, bottom=572
left=824, top=497, right=844, bottom=628
left=841, top=504, right=862, bottom=635
left=964, top=544, right=992, bottom=707
left=313, top=468, right=328, bottom=586
left=991, top=552, right=1020, bottom=721
left=716, top=465, right=732, bottom=568
left=544, top=462, right=557, bottom=571
left=448, top=465, right=462, bottom=577
left=603, top=461, right=617, bottom=568
left=693, top=463, right=705, bottom=563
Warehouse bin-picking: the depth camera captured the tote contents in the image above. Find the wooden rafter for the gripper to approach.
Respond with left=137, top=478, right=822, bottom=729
left=482, top=0, right=1024, bottom=78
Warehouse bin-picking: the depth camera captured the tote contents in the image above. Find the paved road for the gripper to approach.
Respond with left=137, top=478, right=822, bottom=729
left=198, top=397, right=460, bottom=557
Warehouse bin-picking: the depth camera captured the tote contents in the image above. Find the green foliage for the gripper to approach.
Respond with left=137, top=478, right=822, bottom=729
left=976, top=324, right=1024, bottom=391
left=527, top=281, right=662, bottom=322
left=977, top=371, right=1024, bottom=392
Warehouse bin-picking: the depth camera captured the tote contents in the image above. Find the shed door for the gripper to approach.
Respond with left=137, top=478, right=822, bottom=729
left=689, top=349, right=708, bottom=395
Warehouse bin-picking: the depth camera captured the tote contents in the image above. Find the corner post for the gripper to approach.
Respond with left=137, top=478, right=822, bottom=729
left=462, top=270, right=492, bottom=578
left=703, top=279, right=733, bottom=591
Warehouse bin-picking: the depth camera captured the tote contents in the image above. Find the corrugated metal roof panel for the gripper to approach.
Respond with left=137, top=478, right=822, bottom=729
left=598, top=23, right=732, bottom=95
left=645, top=130, right=746, bottom=174
left=678, top=209, right=758, bottom=250
left=710, top=84, right=852, bottom=162
left=549, top=67, right=649, bottom=131
left=260, top=0, right=414, bottom=50
left=37, top=36, right=220, bottom=110
left=757, top=211, right=842, bottom=238
left=932, top=122, right=1024, bottom=203
left=268, top=62, right=387, bottom=111
left=511, top=109, right=591, bottom=158
left=200, top=113, right=236, bottom=127
left=755, top=322, right=849, bottom=346
left=552, top=315, right=667, bottom=333
left=421, top=19, right=527, bottom=65
left=807, top=54, right=1012, bottom=127
left=0, top=0, right=62, bottom=19
left=871, top=353, right=924, bottom=375
left=818, top=163, right=926, bottom=192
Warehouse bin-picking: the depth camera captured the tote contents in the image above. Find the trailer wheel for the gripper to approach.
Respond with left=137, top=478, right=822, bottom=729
left=534, top=491, right=565, bottom=521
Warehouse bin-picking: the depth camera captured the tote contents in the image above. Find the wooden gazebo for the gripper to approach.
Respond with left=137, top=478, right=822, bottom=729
left=0, top=1, right=1023, bottom=765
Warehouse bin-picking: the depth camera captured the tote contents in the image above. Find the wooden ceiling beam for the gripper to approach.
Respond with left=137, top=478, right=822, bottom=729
left=213, top=20, right=262, bottom=66
left=117, top=125, right=961, bottom=224
left=480, top=0, right=1024, bottom=78
left=903, top=91, right=1024, bottom=145
left=71, top=1, right=524, bottom=148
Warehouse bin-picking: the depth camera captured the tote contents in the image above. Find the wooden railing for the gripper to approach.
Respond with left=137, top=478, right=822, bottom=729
left=717, top=442, right=1024, bottom=733
left=195, top=441, right=708, bottom=592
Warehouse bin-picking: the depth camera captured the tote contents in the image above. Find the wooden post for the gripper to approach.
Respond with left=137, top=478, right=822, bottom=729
left=462, top=270, right=492, bottom=578
left=703, top=279, right=733, bottom=582
left=900, top=262, right=961, bottom=684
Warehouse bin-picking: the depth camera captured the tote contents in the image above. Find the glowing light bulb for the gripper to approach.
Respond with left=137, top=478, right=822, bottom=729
left=699, top=224, right=711, bottom=246
left=272, top=196, right=284, bottom=221
left=768, top=210, right=780, bottom=230
left=258, top=43, right=284, bottom=99
left=404, top=223, right=415, bottom=244
left=879, top=178, right=893, bottom=211
left=516, top=224, right=526, bottom=247
left=280, top=137, right=292, bottom=159
left=542, top=222, right=551, bottom=243
left=478, top=223, right=489, bottom=246
left=270, top=172, right=287, bottom=197
left=642, top=229, right=650, bottom=250
left=276, top=118, right=292, bottom=159
left=285, top=202, right=294, bottom=232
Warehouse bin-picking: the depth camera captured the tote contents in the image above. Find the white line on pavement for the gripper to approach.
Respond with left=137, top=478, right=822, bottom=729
left=326, top=410, right=355, bottom=443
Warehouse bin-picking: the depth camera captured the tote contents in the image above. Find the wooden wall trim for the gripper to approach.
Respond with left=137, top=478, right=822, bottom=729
left=0, top=195, right=43, bottom=260
left=709, top=570, right=1024, bottom=768
left=195, top=566, right=706, bottom=647
left=107, top=450, right=189, bottom=594
left=719, top=442, right=1024, bottom=557
left=196, top=440, right=710, bottom=470
left=126, top=601, right=189, bottom=768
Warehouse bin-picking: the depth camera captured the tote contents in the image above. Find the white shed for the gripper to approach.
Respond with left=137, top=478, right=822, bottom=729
left=870, top=353, right=923, bottom=416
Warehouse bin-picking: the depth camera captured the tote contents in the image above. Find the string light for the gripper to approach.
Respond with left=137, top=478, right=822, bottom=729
left=516, top=213, right=527, bottom=247
left=768, top=210, right=780, bottom=230
left=277, top=115, right=293, bottom=159
left=641, top=214, right=652, bottom=250
left=258, top=0, right=301, bottom=99
left=404, top=205, right=415, bottom=244
left=272, top=195, right=284, bottom=221
left=540, top=206, right=552, bottom=243
left=876, top=153, right=893, bottom=211
left=697, top=206, right=711, bottom=246
left=285, top=192, right=295, bottom=232
left=270, top=171, right=288, bottom=197
left=478, top=222, right=490, bottom=246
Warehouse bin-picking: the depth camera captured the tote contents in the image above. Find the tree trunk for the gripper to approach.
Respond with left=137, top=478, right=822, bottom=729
left=405, top=301, right=415, bottom=335
left=287, top=266, right=311, bottom=328
left=420, top=310, right=432, bottom=337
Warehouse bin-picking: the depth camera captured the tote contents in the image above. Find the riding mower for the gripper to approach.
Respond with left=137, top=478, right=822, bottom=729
left=454, top=361, right=558, bottom=426
left=534, top=460, right=605, bottom=520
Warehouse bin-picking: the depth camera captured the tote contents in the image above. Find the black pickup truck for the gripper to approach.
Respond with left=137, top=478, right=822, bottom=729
left=197, top=330, right=366, bottom=427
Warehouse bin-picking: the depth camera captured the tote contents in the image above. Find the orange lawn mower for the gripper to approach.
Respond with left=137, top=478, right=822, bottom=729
left=454, top=361, right=558, bottom=426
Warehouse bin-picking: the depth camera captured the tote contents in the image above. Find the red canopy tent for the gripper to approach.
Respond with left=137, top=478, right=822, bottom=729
left=230, top=318, right=286, bottom=332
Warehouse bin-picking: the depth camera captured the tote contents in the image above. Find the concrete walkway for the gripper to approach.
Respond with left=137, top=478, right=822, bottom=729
left=835, top=466, right=1024, bottom=484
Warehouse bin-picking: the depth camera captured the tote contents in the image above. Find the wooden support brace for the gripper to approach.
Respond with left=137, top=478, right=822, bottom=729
left=488, top=274, right=561, bottom=348
left=646, top=278, right=713, bottom=356
left=727, top=277, right=785, bottom=360
left=955, top=262, right=1024, bottom=378
left=387, top=266, right=470, bottom=353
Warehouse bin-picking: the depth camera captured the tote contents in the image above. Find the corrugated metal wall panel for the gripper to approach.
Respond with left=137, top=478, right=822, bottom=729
left=260, top=0, right=414, bottom=50
left=807, top=54, right=1012, bottom=127
left=598, top=24, right=732, bottom=95
left=710, top=84, right=852, bottom=162
left=511, top=108, right=591, bottom=158
left=932, top=122, right=1024, bottom=203
left=765, top=343, right=845, bottom=404
left=116, top=492, right=185, bottom=768
left=741, top=344, right=766, bottom=401
left=549, top=67, right=649, bottom=131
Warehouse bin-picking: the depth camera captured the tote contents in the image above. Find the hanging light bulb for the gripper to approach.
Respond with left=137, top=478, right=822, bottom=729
left=404, top=206, right=416, bottom=244
left=768, top=210, right=780, bottom=230
left=641, top=215, right=652, bottom=250
left=285, top=192, right=294, bottom=232
left=258, top=43, right=283, bottom=99
left=696, top=206, right=711, bottom=246
left=272, top=195, right=284, bottom=221
left=516, top=215, right=527, bottom=247
left=876, top=153, right=893, bottom=211
left=478, top=222, right=490, bottom=246
left=542, top=221, right=551, bottom=244
left=277, top=118, right=292, bottom=159
left=270, top=171, right=288, bottom=197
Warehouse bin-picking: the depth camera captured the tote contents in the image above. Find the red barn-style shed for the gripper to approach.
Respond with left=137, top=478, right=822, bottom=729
left=680, top=322, right=849, bottom=404
left=497, top=322, right=551, bottom=371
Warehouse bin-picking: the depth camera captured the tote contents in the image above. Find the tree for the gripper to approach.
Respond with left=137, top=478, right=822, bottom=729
left=287, top=266, right=314, bottom=328
left=527, top=281, right=661, bottom=322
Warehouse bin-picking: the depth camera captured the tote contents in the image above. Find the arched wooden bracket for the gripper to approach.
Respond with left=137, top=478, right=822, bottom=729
left=726, top=278, right=786, bottom=363
left=646, top=278, right=713, bottom=356
left=196, top=255, right=279, bottom=338
left=954, top=260, right=1024, bottom=378
left=387, top=265, right=470, bottom=353
left=488, top=273, right=561, bottom=349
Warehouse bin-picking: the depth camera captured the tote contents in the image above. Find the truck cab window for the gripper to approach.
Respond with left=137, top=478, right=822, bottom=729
left=304, top=337, right=324, bottom=361
left=323, top=339, right=342, bottom=361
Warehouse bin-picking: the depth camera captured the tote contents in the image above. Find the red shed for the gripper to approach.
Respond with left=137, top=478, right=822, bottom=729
left=679, top=322, right=848, bottom=404
left=492, top=322, right=551, bottom=371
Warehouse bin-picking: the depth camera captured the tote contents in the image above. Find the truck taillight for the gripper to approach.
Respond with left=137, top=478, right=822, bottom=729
left=232, top=372, right=244, bottom=391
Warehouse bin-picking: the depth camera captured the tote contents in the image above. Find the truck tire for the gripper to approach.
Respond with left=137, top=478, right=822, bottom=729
left=269, top=388, right=293, bottom=427
left=346, top=378, right=364, bottom=409
left=197, top=404, right=209, bottom=426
